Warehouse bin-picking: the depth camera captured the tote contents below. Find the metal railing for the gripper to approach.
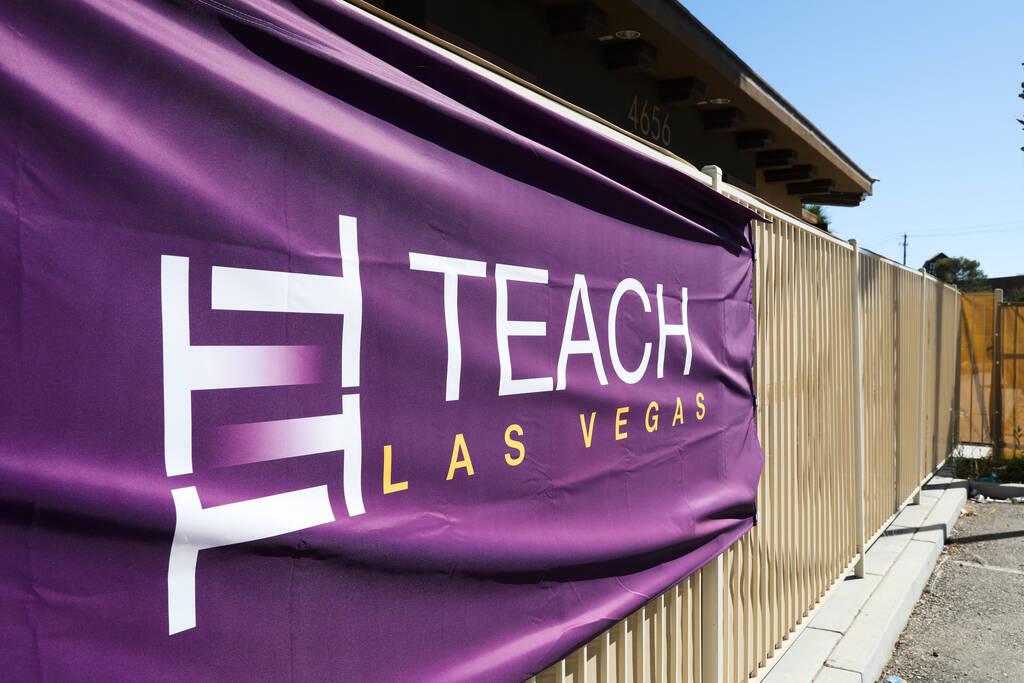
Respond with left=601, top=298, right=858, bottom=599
left=532, top=169, right=960, bottom=683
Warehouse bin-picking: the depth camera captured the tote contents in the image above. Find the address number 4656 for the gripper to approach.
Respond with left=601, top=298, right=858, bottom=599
left=627, top=95, right=671, bottom=145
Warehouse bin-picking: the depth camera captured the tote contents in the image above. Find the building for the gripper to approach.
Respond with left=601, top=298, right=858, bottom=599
left=360, top=0, right=874, bottom=222
left=922, top=252, right=949, bottom=275
left=986, top=274, right=1024, bottom=295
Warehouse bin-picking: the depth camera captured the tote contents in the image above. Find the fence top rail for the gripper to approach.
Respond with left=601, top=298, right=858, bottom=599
left=721, top=181, right=959, bottom=291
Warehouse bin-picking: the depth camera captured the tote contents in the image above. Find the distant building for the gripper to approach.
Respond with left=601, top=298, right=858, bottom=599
left=922, top=252, right=949, bottom=275
left=986, top=274, right=1024, bottom=294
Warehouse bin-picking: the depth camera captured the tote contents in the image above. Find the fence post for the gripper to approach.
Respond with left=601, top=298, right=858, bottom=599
left=914, top=270, right=927, bottom=504
left=993, top=289, right=1004, bottom=457
left=850, top=240, right=866, bottom=578
left=701, top=164, right=722, bottom=193
left=953, top=292, right=962, bottom=447
left=698, top=165, right=725, bottom=683
left=991, top=286, right=1007, bottom=454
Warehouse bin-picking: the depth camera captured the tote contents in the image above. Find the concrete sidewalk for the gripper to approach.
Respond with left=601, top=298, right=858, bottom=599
left=761, top=466, right=967, bottom=683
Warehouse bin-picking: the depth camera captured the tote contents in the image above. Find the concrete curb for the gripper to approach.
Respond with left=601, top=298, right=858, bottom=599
left=761, top=467, right=967, bottom=683
left=969, top=479, right=1024, bottom=500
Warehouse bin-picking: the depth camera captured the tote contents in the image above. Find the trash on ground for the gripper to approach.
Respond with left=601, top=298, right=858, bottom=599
left=971, top=492, right=1024, bottom=504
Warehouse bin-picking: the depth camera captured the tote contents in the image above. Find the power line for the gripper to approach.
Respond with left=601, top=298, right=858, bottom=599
left=903, top=220, right=1024, bottom=237
left=908, top=224, right=1024, bottom=239
left=855, top=224, right=1022, bottom=261
left=863, top=219, right=1024, bottom=239
left=853, top=221, right=1024, bottom=252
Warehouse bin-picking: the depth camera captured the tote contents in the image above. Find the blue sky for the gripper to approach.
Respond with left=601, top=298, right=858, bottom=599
left=681, top=0, right=1024, bottom=277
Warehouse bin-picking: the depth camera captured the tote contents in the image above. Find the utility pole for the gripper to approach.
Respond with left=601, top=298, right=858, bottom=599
left=901, top=233, right=908, bottom=265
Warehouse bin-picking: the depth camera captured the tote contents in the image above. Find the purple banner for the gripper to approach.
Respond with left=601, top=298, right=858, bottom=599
left=0, top=0, right=763, bottom=679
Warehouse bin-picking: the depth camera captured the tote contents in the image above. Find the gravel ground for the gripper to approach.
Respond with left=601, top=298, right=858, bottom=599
left=881, top=500, right=1024, bottom=682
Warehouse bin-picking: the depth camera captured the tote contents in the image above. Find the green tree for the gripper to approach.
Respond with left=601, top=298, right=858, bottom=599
left=803, top=204, right=830, bottom=228
left=930, top=256, right=988, bottom=291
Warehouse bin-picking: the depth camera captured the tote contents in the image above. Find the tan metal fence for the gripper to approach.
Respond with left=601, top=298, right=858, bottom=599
left=533, top=169, right=961, bottom=683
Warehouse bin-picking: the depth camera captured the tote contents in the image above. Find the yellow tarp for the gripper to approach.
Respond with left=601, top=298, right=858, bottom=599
left=959, top=292, right=1024, bottom=453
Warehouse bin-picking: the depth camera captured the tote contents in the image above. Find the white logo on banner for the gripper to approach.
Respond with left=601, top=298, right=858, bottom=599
left=161, top=215, right=363, bottom=635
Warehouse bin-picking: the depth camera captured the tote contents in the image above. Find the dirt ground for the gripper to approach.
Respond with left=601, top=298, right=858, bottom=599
left=881, top=500, right=1024, bottom=682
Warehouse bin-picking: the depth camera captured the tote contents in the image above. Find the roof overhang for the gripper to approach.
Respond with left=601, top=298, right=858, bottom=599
left=555, top=0, right=874, bottom=203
